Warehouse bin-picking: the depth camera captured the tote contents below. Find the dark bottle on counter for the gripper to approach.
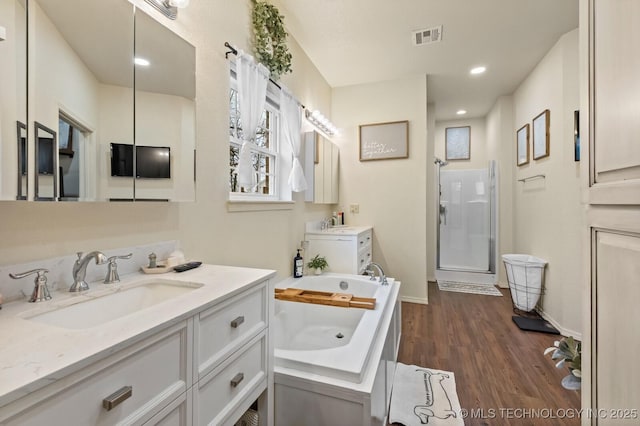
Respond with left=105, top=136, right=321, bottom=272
left=293, top=249, right=304, bottom=278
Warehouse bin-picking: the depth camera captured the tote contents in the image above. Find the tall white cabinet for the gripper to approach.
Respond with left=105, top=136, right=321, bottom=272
left=582, top=0, right=640, bottom=423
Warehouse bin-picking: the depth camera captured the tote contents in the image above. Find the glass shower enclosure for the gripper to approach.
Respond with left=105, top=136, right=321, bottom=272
left=435, top=159, right=497, bottom=284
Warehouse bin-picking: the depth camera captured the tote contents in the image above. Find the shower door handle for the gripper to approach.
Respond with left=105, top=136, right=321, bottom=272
left=439, top=204, right=447, bottom=225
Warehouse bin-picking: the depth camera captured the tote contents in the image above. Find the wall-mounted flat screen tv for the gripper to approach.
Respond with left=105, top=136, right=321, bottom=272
left=110, top=143, right=171, bottom=179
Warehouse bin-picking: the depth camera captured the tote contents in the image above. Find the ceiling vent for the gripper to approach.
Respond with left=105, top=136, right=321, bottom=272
left=412, top=25, right=443, bottom=46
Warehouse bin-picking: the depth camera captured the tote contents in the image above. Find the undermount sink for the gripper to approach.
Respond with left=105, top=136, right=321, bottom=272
left=323, top=226, right=357, bottom=233
left=24, top=280, right=202, bottom=330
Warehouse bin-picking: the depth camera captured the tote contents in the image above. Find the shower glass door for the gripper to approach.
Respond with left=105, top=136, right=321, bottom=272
left=438, top=168, right=491, bottom=272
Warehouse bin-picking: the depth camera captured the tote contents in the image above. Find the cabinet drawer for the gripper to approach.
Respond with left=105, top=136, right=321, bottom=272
left=143, top=388, right=192, bottom=426
left=4, top=322, right=191, bottom=426
left=195, top=333, right=267, bottom=426
left=195, top=282, right=267, bottom=379
left=358, top=249, right=372, bottom=274
left=357, top=230, right=372, bottom=250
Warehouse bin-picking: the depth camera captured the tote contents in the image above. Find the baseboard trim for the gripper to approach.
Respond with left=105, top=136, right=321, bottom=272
left=401, top=295, right=429, bottom=305
left=535, top=307, right=582, bottom=340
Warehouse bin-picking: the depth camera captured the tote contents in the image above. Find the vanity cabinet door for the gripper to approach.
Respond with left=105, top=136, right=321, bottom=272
left=1, top=321, right=191, bottom=426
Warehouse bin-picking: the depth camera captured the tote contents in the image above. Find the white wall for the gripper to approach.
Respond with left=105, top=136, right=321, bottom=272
left=512, top=29, right=581, bottom=336
left=0, top=0, right=333, bottom=283
left=332, top=76, right=428, bottom=303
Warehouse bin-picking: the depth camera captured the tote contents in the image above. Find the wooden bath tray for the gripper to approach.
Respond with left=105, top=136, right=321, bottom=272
left=274, top=288, right=376, bottom=310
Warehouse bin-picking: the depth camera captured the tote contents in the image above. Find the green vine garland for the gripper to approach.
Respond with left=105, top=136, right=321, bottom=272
left=251, top=0, right=292, bottom=80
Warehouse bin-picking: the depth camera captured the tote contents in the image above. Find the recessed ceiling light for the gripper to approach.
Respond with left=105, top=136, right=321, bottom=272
left=456, top=110, right=467, bottom=115
left=134, top=57, right=150, bottom=66
left=470, top=66, right=486, bottom=75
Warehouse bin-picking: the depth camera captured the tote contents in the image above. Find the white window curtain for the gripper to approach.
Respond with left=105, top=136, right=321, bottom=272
left=280, top=88, right=307, bottom=192
left=236, top=52, right=270, bottom=191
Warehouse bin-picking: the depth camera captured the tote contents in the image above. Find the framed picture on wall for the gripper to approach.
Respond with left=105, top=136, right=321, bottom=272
left=533, top=109, right=550, bottom=160
left=359, top=120, right=409, bottom=161
left=516, top=124, right=530, bottom=166
left=445, top=126, right=470, bottom=160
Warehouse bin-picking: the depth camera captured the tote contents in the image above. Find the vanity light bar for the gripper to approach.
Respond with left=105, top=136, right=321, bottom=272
left=305, top=110, right=338, bottom=136
left=143, top=0, right=183, bottom=20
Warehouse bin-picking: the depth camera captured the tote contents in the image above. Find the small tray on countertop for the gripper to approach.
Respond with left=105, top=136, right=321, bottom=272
left=140, top=264, right=173, bottom=274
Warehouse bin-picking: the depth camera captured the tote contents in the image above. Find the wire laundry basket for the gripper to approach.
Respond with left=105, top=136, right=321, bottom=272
left=502, top=254, right=548, bottom=313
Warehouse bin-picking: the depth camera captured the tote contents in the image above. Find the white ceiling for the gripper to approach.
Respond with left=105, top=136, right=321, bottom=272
left=275, top=0, right=579, bottom=121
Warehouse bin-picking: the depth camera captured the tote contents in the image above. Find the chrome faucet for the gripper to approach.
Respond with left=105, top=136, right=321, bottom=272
left=9, top=268, right=52, bottom=302
left=104, top=253, right=133, bottom=284
left=365, top=262, right=388, bottom=286
left=70, top=251, right=107, bottom=292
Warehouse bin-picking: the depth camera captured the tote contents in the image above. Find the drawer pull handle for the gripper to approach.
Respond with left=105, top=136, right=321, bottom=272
left=360, top=241, right=364, bottom=245
left=230, top=316, right=245, bottom=328
left=102, top=386, right=132, bottom=411
left=230, top=372, right=244, bottom=388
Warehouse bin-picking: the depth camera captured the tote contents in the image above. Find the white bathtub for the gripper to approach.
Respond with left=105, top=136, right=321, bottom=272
left=273, top=273, right=394, bottom=383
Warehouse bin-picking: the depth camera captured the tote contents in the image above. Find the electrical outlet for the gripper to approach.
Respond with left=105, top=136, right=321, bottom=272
left=350, top=203, right=360, bottom=214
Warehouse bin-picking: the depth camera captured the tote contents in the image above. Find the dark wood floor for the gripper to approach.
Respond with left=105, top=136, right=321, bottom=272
left=396, top=282, right=581, bottom=426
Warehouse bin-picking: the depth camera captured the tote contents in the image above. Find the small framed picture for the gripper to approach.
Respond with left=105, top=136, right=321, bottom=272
left=533, top=109, right=550, bottom=160
left=445, top=126, right=470, bottom=160
left=516, top=124, right=530, bottom=166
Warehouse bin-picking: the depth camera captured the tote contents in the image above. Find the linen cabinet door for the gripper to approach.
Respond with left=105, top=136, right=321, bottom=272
left=585, top=0, right=640, bottom=422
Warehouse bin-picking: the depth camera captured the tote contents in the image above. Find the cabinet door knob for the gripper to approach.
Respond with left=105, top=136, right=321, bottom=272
left=230, top=372, right=244, bottom=388
left=102, top=386, right=132, bottom=411
left=230, top=316, right=245, bottom=328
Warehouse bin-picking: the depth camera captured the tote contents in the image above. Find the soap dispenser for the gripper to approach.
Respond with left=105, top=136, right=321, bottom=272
left=293, top=249, right=304, bottom=278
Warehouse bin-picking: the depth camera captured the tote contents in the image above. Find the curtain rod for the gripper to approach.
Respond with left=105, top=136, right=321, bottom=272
left=224, top=42, right=306, bottom=109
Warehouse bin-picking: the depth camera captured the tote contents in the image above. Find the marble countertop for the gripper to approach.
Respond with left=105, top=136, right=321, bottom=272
left=0, top=264, right=276, bottom=408
left=304, top=225, right=372, bottom=236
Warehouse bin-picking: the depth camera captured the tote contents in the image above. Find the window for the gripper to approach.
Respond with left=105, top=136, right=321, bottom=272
left=229, top=69, right=281, bottom=200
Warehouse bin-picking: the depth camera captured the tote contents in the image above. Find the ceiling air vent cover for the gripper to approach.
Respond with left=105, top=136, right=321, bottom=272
left=412, top=25, right=443, bottom=46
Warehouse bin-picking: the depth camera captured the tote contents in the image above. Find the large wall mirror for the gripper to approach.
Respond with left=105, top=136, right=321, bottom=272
left=0, top=0, right=196, bottom=202
left=0, top=0, right=27, bottom=200
left=134, top=9, right=196, bottom=202
left=31, top=0, right=134, bottom=201
left=304, top=131, right=339, bottom=204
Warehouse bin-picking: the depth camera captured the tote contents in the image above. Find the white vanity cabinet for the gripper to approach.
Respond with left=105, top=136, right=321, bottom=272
left=305, top=226, right=373, bottom=275
left=0, top=268, right=274, bottom=426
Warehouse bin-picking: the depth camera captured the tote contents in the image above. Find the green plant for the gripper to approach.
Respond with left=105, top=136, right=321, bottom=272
left=544, top=336, right=582, bottom=379
left=307, top=254, right=329, bottom=271
left=251, top=0, right=292, bottom=80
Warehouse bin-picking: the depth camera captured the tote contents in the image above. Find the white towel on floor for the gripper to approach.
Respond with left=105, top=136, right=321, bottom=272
left=389, top=363, right=464, bottom=426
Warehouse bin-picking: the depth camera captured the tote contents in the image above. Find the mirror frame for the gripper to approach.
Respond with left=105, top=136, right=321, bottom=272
left=16, top=121, right=28, bottom=200
left=33, top=121, right=58, bottom=201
